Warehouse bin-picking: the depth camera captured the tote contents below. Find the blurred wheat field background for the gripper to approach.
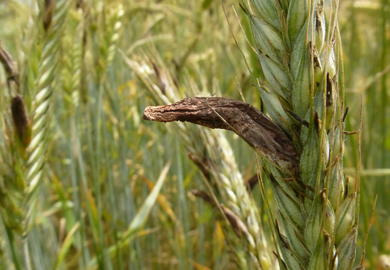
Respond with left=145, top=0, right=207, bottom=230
left=0, top=0, right=389, bottom=269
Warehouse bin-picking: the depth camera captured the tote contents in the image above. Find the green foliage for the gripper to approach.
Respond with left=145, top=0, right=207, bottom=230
left=0, top=0, right=388, bottom=269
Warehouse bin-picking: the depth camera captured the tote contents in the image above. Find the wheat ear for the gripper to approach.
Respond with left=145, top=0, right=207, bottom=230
left=140, top=0, right=358, bottom=268
left=25, top=0, right=70, bottom=233
left=126, top=56, right=274, bottom=269
left=241, top=0, right=358, bottom=268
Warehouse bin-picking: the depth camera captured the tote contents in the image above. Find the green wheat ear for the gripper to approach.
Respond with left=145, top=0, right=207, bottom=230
left=243, top=0, right=358, bottom=269
left=24, top=0, right=70, bottom=233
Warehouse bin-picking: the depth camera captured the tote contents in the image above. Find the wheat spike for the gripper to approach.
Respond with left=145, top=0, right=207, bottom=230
left=243, top=0, right=358, bottom=268
left=25, top=0, right=70, bottom=233
left=126, top=56, right=275, bottom=269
